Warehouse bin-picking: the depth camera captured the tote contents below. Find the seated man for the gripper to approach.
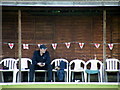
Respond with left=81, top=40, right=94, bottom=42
left=29, top=44, right=52, bottom=82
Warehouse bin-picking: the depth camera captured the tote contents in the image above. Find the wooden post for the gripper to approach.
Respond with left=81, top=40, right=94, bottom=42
left=0, top=6, right=2, bottom=61
left=103, top=10, right=106, bottom=82
left=0, top=5, right=2, bottom=82
left=18, top=9, right=22, bottom=82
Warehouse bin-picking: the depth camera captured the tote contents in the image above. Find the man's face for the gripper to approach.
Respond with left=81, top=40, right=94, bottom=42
left=40, top=48, right=47, bottom=53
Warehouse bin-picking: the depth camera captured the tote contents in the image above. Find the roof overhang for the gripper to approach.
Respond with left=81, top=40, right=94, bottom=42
left=1, top=0, right=120, bottom=7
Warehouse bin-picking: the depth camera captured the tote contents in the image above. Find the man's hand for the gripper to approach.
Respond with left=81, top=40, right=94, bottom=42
left=55, top=66, right=60, bottom=70
left=37, top=62, right=45, bottom=67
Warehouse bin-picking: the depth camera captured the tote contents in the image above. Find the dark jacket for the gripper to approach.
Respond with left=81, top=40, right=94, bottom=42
left=32, top=50, right=50, bottom=65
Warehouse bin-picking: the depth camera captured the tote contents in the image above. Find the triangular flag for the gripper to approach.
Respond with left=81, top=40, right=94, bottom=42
left=78, top=43, right=84, bottom=49
left=8, top=43, right=14, bottom=49
left=65, top=42, right=71, bottom=48
left=52, top=43, right=57, bottom=50
left=23, top=44, right=29, bottom=49
left=94, top=43, right=100, bottom=48
left=37, top=44, right=42, bottom=48
left=108, top=44, right=114, bottom=50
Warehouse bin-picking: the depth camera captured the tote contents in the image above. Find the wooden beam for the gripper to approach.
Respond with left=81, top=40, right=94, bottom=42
left=18, top=9, right=22, bottom=82
left=0, top=6, right=2, bottom=61
left=103, top=9, right=106, bottom=82
left=0, top=5, right=2, bottom=82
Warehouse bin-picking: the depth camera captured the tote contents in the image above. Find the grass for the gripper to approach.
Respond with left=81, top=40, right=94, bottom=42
left=1, top=84, right=118, bottom=88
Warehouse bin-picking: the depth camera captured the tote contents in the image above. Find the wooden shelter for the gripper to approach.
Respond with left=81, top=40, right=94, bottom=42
left=2, top=7, right=120, bottom=61
left=1, top=0, right=120, bottom=82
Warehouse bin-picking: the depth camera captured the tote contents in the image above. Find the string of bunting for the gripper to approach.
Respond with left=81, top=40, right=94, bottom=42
left=2, top=42, right=120, bottom=50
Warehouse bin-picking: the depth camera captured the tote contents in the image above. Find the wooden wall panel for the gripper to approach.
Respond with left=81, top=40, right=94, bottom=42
left=2, top=11, right=17, bottom=58
left=2, top=7, right=120, bottom=62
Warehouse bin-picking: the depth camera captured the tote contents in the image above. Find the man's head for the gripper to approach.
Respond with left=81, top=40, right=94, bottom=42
left=39, top=44, right=47, bottom=53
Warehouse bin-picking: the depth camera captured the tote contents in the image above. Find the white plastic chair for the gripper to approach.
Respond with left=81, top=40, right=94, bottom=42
left=69, top=59, right=85, bottom=82
left=0, top=58, right=18, bottom=83
left=51, top=58, right=69, bottom=82
left=34, top=69, right=47, bottom=82
left=84, top=59, right=103, bottom=82
left=16, top=58, right=32, bottom=82
left=105, top=58, right=120, bottom=82
left=34, top=61, right=47, bottom=82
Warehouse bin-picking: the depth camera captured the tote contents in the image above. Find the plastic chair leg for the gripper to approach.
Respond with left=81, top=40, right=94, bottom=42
left=100, top=72, right=102, bottom=82
left=69, top=71, right=71, bottom=82
left=84, top=72, right=87, bottom=82
left=82, top=72, right=84, bottom=82
left=64, top=72, right=66, bottom=82
left=98, top=73, right=100, bottom=82
left=28, top=72, right=29, bottom=82
left=1, top=72, right=4, bottom=82
left=53, top=72, right=55, bottom=82
left=66, top=72, right=68, bottom=82
left=13, top=70, right=18, bottom=83
left=33, top=73, right=35, bottom=82
left=88, top=74, right=90, bottom=82
left=72, top=72, right=74, bottom=82
left=117, top=72, right=119, bottom=82
left=45, top=72, right=47, bottom=82
left=106, top=72, right=108, bottom=82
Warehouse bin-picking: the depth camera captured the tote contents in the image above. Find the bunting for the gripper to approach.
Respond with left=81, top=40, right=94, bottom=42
left=37, top=44, right=42, bottom=48
left=78, top=43, right=84, bottom=49
left=65, top=42, right=71, bottom=49
left=108, top=44, right=114, bottom=50
left=94, top=43, right=100, bottom=48
left=23, top=44, right=29, bottom=49
left=8, top=43, right=14, bottom=49
left=52, top=43, right=57, bottom=50
left=3, top=42, right=118, bottom=51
